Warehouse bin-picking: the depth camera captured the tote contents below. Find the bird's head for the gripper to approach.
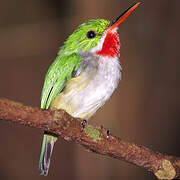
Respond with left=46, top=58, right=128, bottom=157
left=61, top=2, right=140, bottom=57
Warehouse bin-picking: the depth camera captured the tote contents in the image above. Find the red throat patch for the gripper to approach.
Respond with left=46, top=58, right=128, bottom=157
left=97, top=31, right=120, bottom=57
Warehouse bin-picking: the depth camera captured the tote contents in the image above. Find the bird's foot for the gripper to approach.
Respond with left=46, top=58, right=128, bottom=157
left=106, top=129, right=110, bottom=139
left=81, top=119, right=87, bottom=129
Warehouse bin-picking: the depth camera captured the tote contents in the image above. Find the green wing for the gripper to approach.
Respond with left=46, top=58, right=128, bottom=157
left=41, top=53, right=82, bottom=109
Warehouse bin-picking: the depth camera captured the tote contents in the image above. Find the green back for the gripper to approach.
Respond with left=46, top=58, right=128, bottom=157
left=41, top=19, right=110, bottom=109
left=41, top=53, right=82, bottom=109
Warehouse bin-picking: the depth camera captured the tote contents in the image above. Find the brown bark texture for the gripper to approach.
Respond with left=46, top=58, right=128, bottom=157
left=0, top=98, right=180, bottom=180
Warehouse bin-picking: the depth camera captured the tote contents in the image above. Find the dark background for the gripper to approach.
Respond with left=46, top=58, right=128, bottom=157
left=0, top=0, right=179, bottom=179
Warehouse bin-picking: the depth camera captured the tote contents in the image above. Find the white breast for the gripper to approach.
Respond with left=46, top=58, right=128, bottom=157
left=51, top=53, right=122, bottom=120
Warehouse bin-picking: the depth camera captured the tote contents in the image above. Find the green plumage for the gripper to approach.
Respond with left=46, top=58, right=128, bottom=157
left=41, top=19, right=110, bottom=109
left=38, top=1, right=141, bottom=174
left=41, top=53, right=82, bottom=109
left=39, top=19, right=110, bottom=176
left=61, top=19, right=110, bottom=55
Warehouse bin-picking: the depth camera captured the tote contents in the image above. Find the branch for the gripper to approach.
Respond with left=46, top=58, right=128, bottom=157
left=0, top=98, right=180, bottom=179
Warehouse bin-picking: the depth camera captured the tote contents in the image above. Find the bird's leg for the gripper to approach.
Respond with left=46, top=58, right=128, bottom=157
left=81, top=119, right=87, bottom=129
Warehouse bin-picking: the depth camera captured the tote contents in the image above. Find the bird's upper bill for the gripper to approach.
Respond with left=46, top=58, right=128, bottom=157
left=108, top=2, right=141, bottom=31
left=96, top=2, right=141, bottom=57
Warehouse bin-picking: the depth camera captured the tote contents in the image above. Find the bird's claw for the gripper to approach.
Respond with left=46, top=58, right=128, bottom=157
left=106, top=129, right=110, bottom=139
left=81, top=119, right=87, bottom=129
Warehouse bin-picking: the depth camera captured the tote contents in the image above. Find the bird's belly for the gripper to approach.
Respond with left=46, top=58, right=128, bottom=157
left=51, top=56, right=121, bottom=120
left=51, top=75, right=114, bottom=119
left=51, top=72, right=99, bottom=119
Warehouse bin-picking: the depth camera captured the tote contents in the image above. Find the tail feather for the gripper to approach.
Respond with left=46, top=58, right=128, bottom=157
left=39, top=133, right=57, bottom=176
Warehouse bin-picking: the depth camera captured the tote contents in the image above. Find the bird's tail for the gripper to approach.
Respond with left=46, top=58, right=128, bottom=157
left=38, top=132, right=57, bottom=176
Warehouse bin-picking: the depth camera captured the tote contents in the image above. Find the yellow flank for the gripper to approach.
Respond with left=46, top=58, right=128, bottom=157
left=63, top=73, right=90, bottom=93
left=50, top=72, right=94, bottom=119
left=51, top=95, right=74, bottom=115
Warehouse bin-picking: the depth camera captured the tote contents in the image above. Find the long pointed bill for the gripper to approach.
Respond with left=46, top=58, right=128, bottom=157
left=108, top=2, right=141, bottom=31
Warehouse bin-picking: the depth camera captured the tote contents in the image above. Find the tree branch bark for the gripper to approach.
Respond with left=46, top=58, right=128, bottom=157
left=0, top=98, right=179, bottom=179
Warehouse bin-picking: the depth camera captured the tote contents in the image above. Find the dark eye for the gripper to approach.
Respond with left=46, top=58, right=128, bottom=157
left=86, top=30, right=96, bottom=39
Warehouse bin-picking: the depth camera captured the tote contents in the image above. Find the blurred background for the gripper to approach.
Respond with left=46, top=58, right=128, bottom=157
left=0, top=0, right=179, bottom=179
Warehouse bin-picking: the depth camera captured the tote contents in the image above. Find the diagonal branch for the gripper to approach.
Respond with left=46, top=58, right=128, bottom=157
left=0, top=98, right=180, bottom=179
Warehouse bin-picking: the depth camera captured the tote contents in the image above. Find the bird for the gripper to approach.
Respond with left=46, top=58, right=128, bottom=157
left=38, top=2, right=141, bottom=176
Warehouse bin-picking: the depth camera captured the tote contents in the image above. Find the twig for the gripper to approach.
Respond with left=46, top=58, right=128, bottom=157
left=0, top=98, right=180, bottom=179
